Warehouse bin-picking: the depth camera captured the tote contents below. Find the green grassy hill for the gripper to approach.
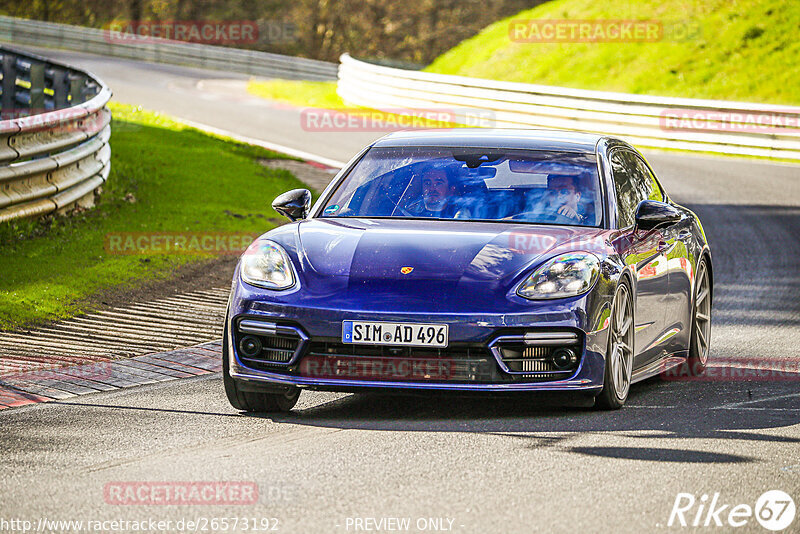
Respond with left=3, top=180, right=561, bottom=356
left=426, top=0, right=799, bottom=104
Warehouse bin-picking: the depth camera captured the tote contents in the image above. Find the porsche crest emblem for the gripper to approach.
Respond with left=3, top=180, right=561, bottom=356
left=400, top=266, right=414, bottom=275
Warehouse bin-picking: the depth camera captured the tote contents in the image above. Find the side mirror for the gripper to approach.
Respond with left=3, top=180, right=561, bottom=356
left=634, top=200, right=681, bottom=231
left=272, top=189, right=311, bottom=221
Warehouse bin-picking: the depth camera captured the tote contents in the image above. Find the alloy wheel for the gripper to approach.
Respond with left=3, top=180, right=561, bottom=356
left=693, top=260, right=712, bottom=366
left=609, top=283, right=634, bottom=401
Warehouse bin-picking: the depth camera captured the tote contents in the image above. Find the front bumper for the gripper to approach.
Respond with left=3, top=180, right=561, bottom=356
left=226, top=279, right=611, bottom=393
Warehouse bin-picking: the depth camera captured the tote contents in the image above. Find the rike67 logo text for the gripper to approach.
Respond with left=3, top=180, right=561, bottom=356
left=668, top=491, right=795, bottom=530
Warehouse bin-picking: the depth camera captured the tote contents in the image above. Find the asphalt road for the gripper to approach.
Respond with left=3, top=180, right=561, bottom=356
left=2, top=47, right=800, bottom=533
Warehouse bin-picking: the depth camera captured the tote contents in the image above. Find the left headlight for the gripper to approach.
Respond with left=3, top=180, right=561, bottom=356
left=240, top=240, right=295, bottom=290
left=517, top=252, right=600, bottom=300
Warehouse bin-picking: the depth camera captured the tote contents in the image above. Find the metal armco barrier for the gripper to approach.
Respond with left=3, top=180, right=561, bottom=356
left=0, top=16, right=338, bottom=82
left=337, top=54, right=800, bottom=160
left=0, top=46, right=111, bottom=223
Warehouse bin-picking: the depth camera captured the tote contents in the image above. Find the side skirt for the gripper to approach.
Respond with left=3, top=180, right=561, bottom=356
left=631, top=351, right=688, bottom=383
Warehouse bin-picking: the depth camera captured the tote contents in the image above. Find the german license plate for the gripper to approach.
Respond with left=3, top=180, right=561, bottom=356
left=342, top=321, right=448, bottom=348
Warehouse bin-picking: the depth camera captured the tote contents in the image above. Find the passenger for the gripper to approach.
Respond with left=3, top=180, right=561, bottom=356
left=528, top=174, right=585, bottom=223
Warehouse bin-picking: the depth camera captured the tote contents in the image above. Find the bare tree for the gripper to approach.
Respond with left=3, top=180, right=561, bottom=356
left=0, top=0, right=546, bottom=64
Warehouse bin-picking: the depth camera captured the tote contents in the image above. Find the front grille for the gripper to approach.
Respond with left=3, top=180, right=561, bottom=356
left=257, top=335, right=296, bottom=363
left=298, top=341, right=497, bottom=383
left=505, top=346, right=561, bottom=372
left=309, top=341, right=488, bottom=359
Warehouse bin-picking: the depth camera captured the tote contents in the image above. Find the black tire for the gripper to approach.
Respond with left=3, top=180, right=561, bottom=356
left=596, top=280, right=635, bottom=410
left=222, top=314, right=300, bottom=413
left=686, top=257, right=712, bottom=375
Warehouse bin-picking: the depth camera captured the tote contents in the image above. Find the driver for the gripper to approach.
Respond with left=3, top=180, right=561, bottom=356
left=405, top=166, right=468, bottom=218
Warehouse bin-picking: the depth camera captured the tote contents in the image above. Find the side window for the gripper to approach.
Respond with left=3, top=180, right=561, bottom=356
left=631, top=155, right=664, bottom=201
left=610, top=151, right=638, bottom=228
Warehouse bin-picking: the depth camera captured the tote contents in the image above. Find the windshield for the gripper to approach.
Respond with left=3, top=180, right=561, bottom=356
left=319, top=146, right=602, bottom=226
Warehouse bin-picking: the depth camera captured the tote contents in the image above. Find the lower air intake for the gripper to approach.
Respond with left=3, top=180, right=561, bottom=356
left=488, top=331, right=582, bottom=380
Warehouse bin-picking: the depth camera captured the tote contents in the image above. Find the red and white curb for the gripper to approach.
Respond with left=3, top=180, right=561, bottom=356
left=0, top=340, right=222, bottom=409
left=0, top=286, right=231, bottom=410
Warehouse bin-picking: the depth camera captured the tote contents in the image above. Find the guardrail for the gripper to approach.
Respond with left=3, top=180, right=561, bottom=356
left=337, top=54, right=800, bottom=161
left=0, top=46, right=111, bottom=223
left=0, top=16, right=338, bottom=82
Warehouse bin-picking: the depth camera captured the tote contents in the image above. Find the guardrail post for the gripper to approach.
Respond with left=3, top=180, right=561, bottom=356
left=29, top=62, right=45, bottom=111
left=52, top=68, right=69, bottom=109
left=1, top=53, right=16, bottom=117
left=69, top=74, right=85, bottom=105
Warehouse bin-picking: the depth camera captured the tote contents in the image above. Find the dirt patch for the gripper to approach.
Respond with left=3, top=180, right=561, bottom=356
left=83, top=256, right=238, bottom=312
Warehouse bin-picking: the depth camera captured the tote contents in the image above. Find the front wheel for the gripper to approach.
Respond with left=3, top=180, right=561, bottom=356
left=222, top=314, right=300, bottom=413
left=596, top=281, right=635, bottom=410
left=686, top=258, right=712, bottom=375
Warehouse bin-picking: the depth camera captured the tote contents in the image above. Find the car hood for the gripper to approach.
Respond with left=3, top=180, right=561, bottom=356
left=281, top=218, right=608, bottom=311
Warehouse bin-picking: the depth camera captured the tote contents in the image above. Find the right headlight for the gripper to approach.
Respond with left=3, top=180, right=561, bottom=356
left=517, top=252, right=600, bottom=300
left=240, top=240, right=295, bottom=290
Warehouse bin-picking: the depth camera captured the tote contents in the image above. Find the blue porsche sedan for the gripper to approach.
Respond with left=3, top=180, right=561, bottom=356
left=223, top=129, right=713, bottom=411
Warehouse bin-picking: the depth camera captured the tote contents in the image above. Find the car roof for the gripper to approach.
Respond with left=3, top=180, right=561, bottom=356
left=372, top=128, right=612, bottom=154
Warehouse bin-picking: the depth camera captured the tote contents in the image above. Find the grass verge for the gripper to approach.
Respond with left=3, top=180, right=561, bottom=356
left=0, top=102, right=307, bottom=330
left=247, top=80, right=343, bottom=108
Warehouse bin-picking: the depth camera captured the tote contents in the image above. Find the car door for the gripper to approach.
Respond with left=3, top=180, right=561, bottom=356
left=610, top=149, right=669, bottom=369
left=631, top=156, right=693, bottom=354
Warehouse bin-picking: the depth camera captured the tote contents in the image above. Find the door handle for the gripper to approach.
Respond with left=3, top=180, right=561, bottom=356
left=657, top=240, right=670, bottom=252
left=678, top=230, right=692, bottom=241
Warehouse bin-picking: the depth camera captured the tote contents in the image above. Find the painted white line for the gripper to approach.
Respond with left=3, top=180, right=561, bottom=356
left=174, top=118, right=347, bottom=169
left=713, top=407, right=799, bottom=411
left=629, top=402, right=799, bottom=411
left=717, top=391, right=800, bottom=409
